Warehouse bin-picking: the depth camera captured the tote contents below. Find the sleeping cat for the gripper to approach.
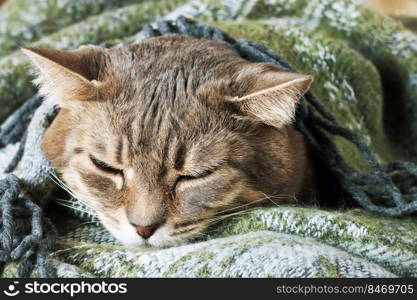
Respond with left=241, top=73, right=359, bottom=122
left=22, top=35, right=315, bottom=248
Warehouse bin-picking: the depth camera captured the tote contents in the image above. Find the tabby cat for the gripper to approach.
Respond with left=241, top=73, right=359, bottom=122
left=22, top=35, right=314, bottom=248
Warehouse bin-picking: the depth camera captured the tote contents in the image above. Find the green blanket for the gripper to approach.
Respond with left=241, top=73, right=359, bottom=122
left=1, top=0, right=417, bottom=277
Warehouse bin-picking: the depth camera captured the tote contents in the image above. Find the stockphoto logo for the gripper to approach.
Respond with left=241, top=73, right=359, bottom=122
left=3, top=281, right=20, bottom=297
left=3, top=281, right=127, bottom=297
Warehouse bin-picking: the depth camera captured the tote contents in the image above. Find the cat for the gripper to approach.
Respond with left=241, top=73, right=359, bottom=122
left=22, top=35, right=315, bottom=248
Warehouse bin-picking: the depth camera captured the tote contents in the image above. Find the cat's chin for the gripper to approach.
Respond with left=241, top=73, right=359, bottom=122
left=98, top=211, right=195, bottom=249
left=110, top=228, right=145, bottom=249
left=146, top=226, right=188, bottom=248
left=118, top=239, right=145, bottom=249
left=108, top=224, right=190, bottom=249
left=118, top=226, right=190, bottom=249
left=97, top=211, right=145, bottom=248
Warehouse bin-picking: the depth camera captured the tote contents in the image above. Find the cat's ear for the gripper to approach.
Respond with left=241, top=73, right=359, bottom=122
left=21, top=45, right=103, bottom=104
left=228, top=63, right=313, bottom=127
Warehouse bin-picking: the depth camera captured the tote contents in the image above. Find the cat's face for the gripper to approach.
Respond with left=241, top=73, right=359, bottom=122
left=23, top=35, right=313, bottom=248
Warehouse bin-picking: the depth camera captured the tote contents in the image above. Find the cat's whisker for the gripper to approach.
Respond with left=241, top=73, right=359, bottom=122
left=214, top=197, right=268, bottom=215
left=55, top=197, right=89, bottom=207
left=260, top=192, right=299, bottom=206
left=260, top=192, right=281, bottom=207
left=209, top=207, right=258, bottom=223
left=76, top=220, right=100, bottom=227
left=204, top=209, right=260, bottom=232
left=214, top=193, right=288, bottom=215
left=49, top=171, right=94, bottom=209
left=55, top=197, right=94, bottom=212
left=55, top=200, right=96, bottom=216
left=49, top=172, right=77, bottom=197
left=54, top=196, right=97, bottom=216
left=206, top=192, right=296, bottom=230
left=178, top=227, right=211, bottom=239
left=192, top=231, right=210, bottom=239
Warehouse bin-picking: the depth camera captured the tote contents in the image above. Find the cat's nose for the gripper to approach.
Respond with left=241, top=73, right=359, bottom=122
left=132, top=223, right=160, bottom=239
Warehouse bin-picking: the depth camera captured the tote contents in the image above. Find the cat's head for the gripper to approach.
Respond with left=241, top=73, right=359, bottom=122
left=23, top=35, right=313, bottom=248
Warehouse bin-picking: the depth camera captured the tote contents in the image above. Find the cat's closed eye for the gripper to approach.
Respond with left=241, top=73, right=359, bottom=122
left=174, top=165, right=221, bottom=188
left=89, top=155, right=123, bottom=175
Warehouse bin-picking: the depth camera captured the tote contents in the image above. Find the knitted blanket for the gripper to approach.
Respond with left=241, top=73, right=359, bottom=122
left=1, top=0, right=417, bottom=278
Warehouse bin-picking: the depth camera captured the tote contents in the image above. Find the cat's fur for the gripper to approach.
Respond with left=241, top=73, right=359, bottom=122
left=22, top=35, right=315, bottom=248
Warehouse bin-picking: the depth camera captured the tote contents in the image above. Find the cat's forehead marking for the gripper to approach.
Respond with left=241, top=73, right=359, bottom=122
left=94, top=142, right=106, bottom=154
left=115, top=137, right=123, bottom=165
left=174, top=144, right=186, bottom=171
left=91, top=36, right=256, bottom=182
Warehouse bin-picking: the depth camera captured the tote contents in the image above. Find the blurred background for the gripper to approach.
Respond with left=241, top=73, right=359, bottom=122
left=1, top=1, right=417, bottom=19
left=2, top=0, right=417, bottom=31
left=367, top=0, right=417, bottom=16
left=2, top=0, right=417, bottom=15
left=366, top=0, right=417, bottom=32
